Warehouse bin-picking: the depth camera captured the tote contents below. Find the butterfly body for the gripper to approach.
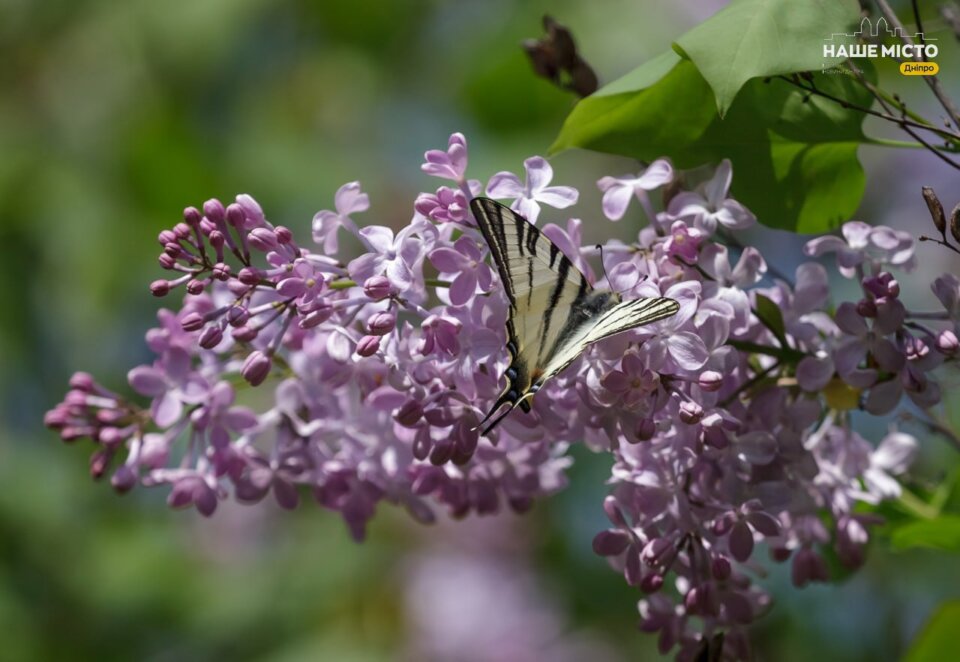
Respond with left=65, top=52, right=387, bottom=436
left=470, top=197, right=679, bottom=435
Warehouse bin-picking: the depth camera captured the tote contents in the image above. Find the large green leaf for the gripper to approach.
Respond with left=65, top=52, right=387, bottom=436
left=904, top=601, right=960, bottom=662
left=674, top=0, right=861, bottom=115
left=551, top=56, right=871, bottom=233
left=891, top=515, right=960, bottom=553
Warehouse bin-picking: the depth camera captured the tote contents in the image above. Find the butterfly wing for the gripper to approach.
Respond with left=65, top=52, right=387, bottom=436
left=538, top=296, right=680, bottom=380
left=470, top=198, right=589, bottom=412
left=470, top=197, right=678, bottom=434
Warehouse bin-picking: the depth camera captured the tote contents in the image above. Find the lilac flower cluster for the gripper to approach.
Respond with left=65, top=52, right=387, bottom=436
left=46, top=133, right=956, bottom=659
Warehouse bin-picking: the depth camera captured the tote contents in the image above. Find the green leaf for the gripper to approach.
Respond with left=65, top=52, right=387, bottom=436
left=674, top=0, right=861, bottom=115
left=551, top=56, right=872, bottom=233
left=754, top=294, right=787, bottom=346
left=904, top=601, right=960, bottom=662
left=891, top=515, right=960, bottom=553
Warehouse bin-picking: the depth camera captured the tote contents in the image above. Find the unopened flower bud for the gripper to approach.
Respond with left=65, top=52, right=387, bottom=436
left=203, top=198, right=225, bottom=223
left=231, top=325, right=258, bottom=342
left=640, top=573, right=664, bottom=593
left=150, top=280, right=171, bottom=297
left=238, top=267, right=261, bottom=286
left=69, top=372, right=95, bottom=392
left=241, top=350, right=272, bottom=386
left=199, top=325, right=224, bottom=349
left=363, top=276, right=393, bottom=301
left=181, top=312, right=205, bottom=332
left=678, top=401, right=704, bottom=425
left=936, top=329, right=959, bottom=354
left=922, top=186, right=946, bottom=236
left=248, top=228, right=279, bottom=252
left=952, top=203, right=960, bottom=244
left=186, top=279, right=205, bottom=295
left=712, top=555, right=732, bottom=580
left=395, top=399, right=424, bottom=427
left=183, top=206, right=202, bottom=226
left=274, top=226, right=293, bottom=244
left=225, top=203, right=246, bottom=227
left=212, top=262, right=231, bottom=281
left=634, top=417, right=656, bottom=441
left=856, top=298, right=877, bottom=318
left=368, top=312, right=396, bottom=336
left=158, top=229, right=177, bottom=245
left=698, top=370, right=723, bottom=392
left=356, top=335, right=381, bottom=357
left=111, top=465, right=137, bottom=494
left=158, top=253, right=176, bottom=269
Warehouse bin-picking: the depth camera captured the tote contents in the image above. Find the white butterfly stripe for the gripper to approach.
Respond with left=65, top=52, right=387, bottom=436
left=469, top=197, right=679, bottom=434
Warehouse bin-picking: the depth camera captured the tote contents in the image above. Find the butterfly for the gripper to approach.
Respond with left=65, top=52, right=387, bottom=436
left=470, top=197, right=680, bottom=435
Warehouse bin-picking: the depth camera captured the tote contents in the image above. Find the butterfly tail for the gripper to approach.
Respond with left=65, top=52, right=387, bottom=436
left=475, top=386, right=527, bottom=436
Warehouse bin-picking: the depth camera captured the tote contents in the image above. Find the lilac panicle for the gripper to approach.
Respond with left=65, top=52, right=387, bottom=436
left=46, top=132, right=956, bottom=659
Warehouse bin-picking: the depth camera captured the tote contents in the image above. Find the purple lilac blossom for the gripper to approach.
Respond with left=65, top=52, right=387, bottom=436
left=47, top=132, right=956, bottom=660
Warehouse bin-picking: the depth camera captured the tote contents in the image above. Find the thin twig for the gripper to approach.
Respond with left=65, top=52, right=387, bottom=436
left=874, top=0, right=960, bottom=128
left=778, top=75, right=959, bottom=142
left=847, top=61, right=960, bottom=170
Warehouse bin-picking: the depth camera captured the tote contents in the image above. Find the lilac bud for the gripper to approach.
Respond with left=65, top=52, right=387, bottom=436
left=203, top=198, right=225, bottom=223
left=98, top=427, right=125, bottom=448
left=181, top=312, right=205, bottom=332
left=208, top=230, right=225, bottom=250
left=712, top=555, right=732, bottom=580
left=299, top=309, right=331, bottom=329
left=69, top=372, right=95, bottom=391
left=163, top=242, right=182, bottom=258
left=44, top=407, right=69, bottom=428
left=241, top=350, right=272, bottom=386
left=90, top=449, right=111, bottom=479
left=225, top=203, right=246, bottom=227
left=199, top=325, right=224, bottom=349
left=199, top=217, right=216, bottom=236
left=238, top=267, right=262, bottom=286
left=150, top=280, right=171, bottom=297
left=728, top=520, right=755, bottom=562
left=186, top=279, right=205, bottom=295
left=368, top=312, right=396, bottom=336
left=111, top=465, right=137, bottom=493
left=634, top=417, right=656, bottom=441
left=158, top=229, right=177, bottom=245
left=174, top=223, right=192, bottom=240
left=183, top=206, right=202, bottom=226
left=936, top=329, right=959, bottom=354
left=248, top=228, right=278, bottom=252
left=232, top=325, right=258, bottom=342
left=158, top=253, right=176, bottom=269
left=227, top=306, right=250, bottom=326
left=770, top=547, right=791, bottom=563
left=212, top=262, right=231, bottom=280
left=356, top=335, right=381, bottom=357
left=856, top=298, right=877, bottom=318
left=697, top=370, right=723, bottom=392
left=394, top=400, right=424, bottom=427
left=703, top=425, right=729, bottom=449
left=678, top=401, right=704, bottom=425
left=274, top=226, right=293, bottom=244
left=363, top=276, right=393, bottom=301
left=640, top=573, right=664, bottom=593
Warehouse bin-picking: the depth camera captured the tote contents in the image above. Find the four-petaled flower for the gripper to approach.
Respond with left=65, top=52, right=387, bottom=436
left=486, top=156, right=578, bottom=223
left=313, top=181, right=370, bottom=254
left=597, top=159, right=673, bottom=221
left=667, top=159, right=755, bottom=234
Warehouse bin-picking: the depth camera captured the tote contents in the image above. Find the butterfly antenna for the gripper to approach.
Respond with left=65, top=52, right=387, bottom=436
left=595, top=244, right=610, bottom=286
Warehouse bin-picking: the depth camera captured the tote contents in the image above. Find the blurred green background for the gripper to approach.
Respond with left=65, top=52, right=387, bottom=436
left=2, top=1, right=959, bottom=660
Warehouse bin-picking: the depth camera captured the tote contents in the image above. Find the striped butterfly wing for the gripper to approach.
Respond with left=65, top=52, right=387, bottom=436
left=539, top=296, right=681, bottom=380
left=470, top=197, right=590, bottom=403
left=469, top=197, right=679, bottom=434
